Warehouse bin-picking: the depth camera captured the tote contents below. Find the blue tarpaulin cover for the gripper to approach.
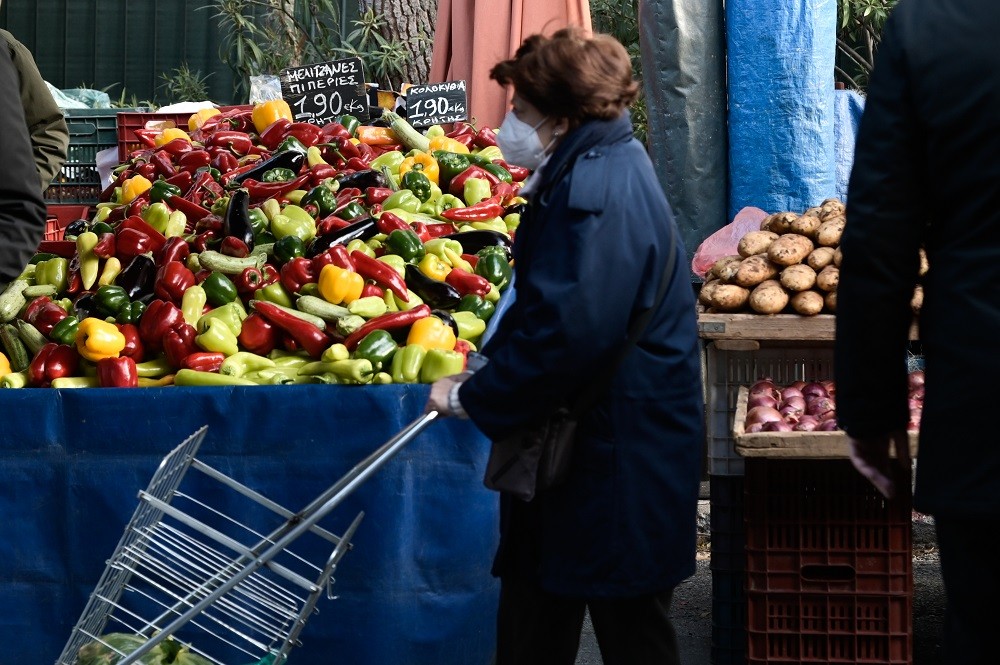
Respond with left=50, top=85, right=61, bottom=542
left=0, top=385, right=498, bottom=664
left=726, top=0, right=837, bottom=218
left=834, top=88, right=866, bottom=203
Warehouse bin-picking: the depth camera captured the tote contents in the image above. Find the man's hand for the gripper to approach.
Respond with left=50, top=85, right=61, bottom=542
left=425, top=372, right=472, bottom=416
left=847, top=429, right=912, bottom=499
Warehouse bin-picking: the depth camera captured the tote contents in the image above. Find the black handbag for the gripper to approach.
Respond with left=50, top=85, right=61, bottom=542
left=483, top=231, right=678, bottom=501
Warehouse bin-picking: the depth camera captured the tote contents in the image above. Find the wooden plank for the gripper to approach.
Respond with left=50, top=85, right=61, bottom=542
left=732, top=386, right=919, bottom=459
left=697, top=309, right=919, bottom=342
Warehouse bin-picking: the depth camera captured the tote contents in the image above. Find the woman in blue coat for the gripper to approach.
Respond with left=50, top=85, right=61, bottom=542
left=427, top=28, right=703, bottom=664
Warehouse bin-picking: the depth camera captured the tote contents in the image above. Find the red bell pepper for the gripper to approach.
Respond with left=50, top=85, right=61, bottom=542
left=448, top=165, right=501, bottom=197
left=316, top=215, right=352, bottom=235
left=252, top=300, right=329, bottom=358
left=150, top=150, right=176, bottom=178
left=27, top=299, right=69, bottom=336
left=180, top=352, right=226, bottom=373
left=454, top=339, right=471, bottom=369
left=366, top=187, right=393, bottom=205
left=376, top=211, right=410, bottom=235
left=115, top=227, right=156, bottom=262
left=426, top=223, right=457, bottom=239
left=92, top=232, right=117, bottom=259
left=133, top=128, right=160, bottom=150
left=160, top=138, right=193, bottom=156
left=21, top=296, right=54, bottom=325
left=116, top=323, right=144, bottom=362
left=492, top=181, right=517, bottom=204
left=163, top=322, right=199, bottom=368
left=312, top=245, right=353, bottom=273
left=96, top=356, right=139, bottom=388
left=177, top=149, right=212, bottom=174
left=286, top=122, right=323, bottom=147
left=440, top=196, right=504, bottom=222
left=207, top=130, right=254, bottom=156
left=361, top=283, right=384, bottom=299
left=219, top=236, right=250, bottom=258
left=238, top=312, right=278, bottom=356
left=156, top=236, right=191, bottom=267
left=164, top=169, right=194, bottom=193
left=234, top=266, right=267, bottom=296
left=445, top=267, right=492, bottom=297
left=154, top=261, right=196, bottom=304
left=345, top=157, right=370, bottom=172
left=167, top=194, right=210, bottom=223
left=310, top=163, right=338, bottom=186
left=350, top=250, right=409, bottom=301
left=140, top=299, right=185, bottom=352
left=474, top=127, right=499, bottom=148
left=120, top=215, right=168, bottom=252
left=320, top=121, right=351, bottom=142
left=461, top=253, right=479, bottom=269
left=343, top=305, right=432, bottom=351
left=29, top=343, right=80, bottom=388
left=355, top=142, right=376, bottom=164
left=211, top=150, right=240, bottom=174
left=259, top=118, right=292, bottom=151
left=261, top=263, right=279, bottom=287
left=35, top=240, right=77, bottom=258
left=410, top=222, right=431, bottom=243
left=192, top=230, right=219, bottom=253
left=333, top=136, right=362, bottom=161
left=279, top=257, right=317, bottom=294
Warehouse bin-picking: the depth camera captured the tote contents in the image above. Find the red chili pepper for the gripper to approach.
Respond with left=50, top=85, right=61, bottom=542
left=252, top=300, right=330, bottom=358
left=345, top=157, right=370, bottom=172
left=244, top=173, right=311, bottom=202
left=495, top=159, right=529, bottom=182
left=312, top=245, right=354, bottom=273
left=165, top=169, right=193, bottom=192
left=238, top=312, right=278, bottom=356
left=219, top=236, right=250, bottom=258
left=211, top=150, right=240, bottom=174
left=29, top=343, right=80, bottom=388
left=279, top=257, right=317, bottom=294
left=65, top=268, right=83, bottom=295
left=133, top=128, right=160, bottom=149
left=167, top=194, right=211, bottom=223
left=440, top=196, right=504, bottom=222
left=180, top=352, right=226, bottom=373
left=445, top=267, right=492, bottom=297
left=448, top=165, right=499, bottom=197
left=220, top=161, right=263, bottom=187
left=207, top=130, right=254, bottom=156
left=316, top=215, right=352, bottom=235
left=461, top=253, right=479, bottom=269
left=154, top=261, right=196, bottom=304
left=335, top=136, right=362, bottom=160
left=361, top=283, right=384, bottom=299
left=177, top=149, right=211, bottom=174
left=116, top=323, right=145, bottom=362
left=343, top=305, right=432, bottom=351
left=350, top=250, right=409, bottom=301
left=192, top=230, right=219, bottom=253
left=474, top=127, right=499, bottom=148
left=160, top=138, right=193, bottom=156
left=355, top=142, right=376, bottom=164
left=492, top=181, right=517, bottom=204
left=135, top=162, right=157, bottom=182
left=163, top=322, right=199, bottom=368
left=286, top=122, right=323, bottom=147
left=96, top=356, right=139, bottom=388
left=100, top=169, right=131, bottom=203
left=320, top=122, right=351, bottom=141
left=366, top=187, right=393, bottom=205
left=448, top=122, right=476, bottom=138
left=92, top=233, right=117, bottom=259
left=140, top=299, right=185, bottom=353
left=310, top=163, right=338, bottom=186
left=156, top=236, right=191, bottom=267
left=234, top=266, right=266, bottom=295
left=376, top=211, right=410, bottom=235
left=259, top=118, right=293, bottom=151
left=150, top=150, right=176, bottom=178
left=410, top=222, right=431, bottom=243
left=425, top=223, right=457, bottom=239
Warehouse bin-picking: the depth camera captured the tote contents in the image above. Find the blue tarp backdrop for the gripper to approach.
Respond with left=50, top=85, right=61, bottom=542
left=834, top=89, right=866, bottom=203
left=727, top=0, right=837, bottom=218
left=0, top=385, right=498, bottom=665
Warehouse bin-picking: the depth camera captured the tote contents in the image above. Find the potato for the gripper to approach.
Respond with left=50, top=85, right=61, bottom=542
left=710, top=284, right=751, bottom=312
left=919, top=248, right=929, bottom=277
left=709, top=255, right=743, bottom=282
left=790, top=214, right=822, bottom=239
left=819, top=198, right=846, bottom=220
left=737, top=231, right=779, bottom=258
left=833, top=246, right=843, bottom=267
left=807, top=247, right=836, bottom=271
left=767, top=234, right=814, bottom=267
left=760, top=212, right=798, bottom=234
left=815, top=265, right=840, bottom=292
left=816, top=218, right=846, bottom=247
left=824, top=290, right=837, bottom=313
left=779, top=264, right=817, bottom=292
left=748, top=280, right=789, bottom=315
left=698, top=280, right=719, bottom=306
left=911, top=285, right=924, bottom=314
left=790, top=290, right=825, bottom=316
left=733, top=254, right=779, bottom=288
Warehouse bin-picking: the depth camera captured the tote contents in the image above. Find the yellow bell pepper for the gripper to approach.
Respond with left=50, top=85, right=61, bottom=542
left=252, top=99, right=293, bottom=134
left=418, top=253, right=451, bottom=281
left=188, top=108, right=221, bottom=132
left=154, top=127, right=191, bottom=147
left=318, top=264, right=365, bottom=305
left=356, top=125, right=400, bottom=146
left=0, top=351, right=10, bottom=378
left=75, top=317, right=127, bottom=362
left=120, top=174, right=152, bottom=204
left=428, top=135, right=470, bottom=154
left=399, top=152, right=440, bottom=185
left=406, top=316, right=457, bottom=351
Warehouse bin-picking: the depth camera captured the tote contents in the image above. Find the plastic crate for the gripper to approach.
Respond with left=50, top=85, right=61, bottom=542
left=116, top=111, right=189, bottom=161
left=44, top=205, right=91, bottom=242
left=44, top=109, right=123, bottom=205
left=705, top=341, right=834, bottom=475
left=744, top=459, right=913, bottom=664
left=710, top=475, right=747, bottom=665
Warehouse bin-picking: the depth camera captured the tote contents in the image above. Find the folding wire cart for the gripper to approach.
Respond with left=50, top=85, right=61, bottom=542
left=57, top=412, right=438, bottom=665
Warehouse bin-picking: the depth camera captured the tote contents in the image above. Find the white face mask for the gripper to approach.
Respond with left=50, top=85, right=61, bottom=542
left=496, top=112, right=553, bottom=171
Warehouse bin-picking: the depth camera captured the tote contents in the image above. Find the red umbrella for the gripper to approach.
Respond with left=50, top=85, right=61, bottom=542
left=429, top=0, right=592, bottom=130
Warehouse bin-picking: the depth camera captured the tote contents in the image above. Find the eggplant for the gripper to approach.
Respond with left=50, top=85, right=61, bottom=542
left=71, top=292, right=100, bottom=321
left=443, top=230, right=512, bottom=259
left=113, top=253, right=157, bottom=300
left=305, top=216, right=379, bottom=257
left=335, top=169, right=389, bottom=191
left=232, top=150, right=305, bottom=185
left=222, top=189, right=254, bottom=250
left=62, top=219, right=90, bottom=239
left=404, top=264, right=462, bottom=309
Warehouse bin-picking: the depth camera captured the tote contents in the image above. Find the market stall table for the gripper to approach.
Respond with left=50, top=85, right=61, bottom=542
left=0, top=384, right=499, bottom=665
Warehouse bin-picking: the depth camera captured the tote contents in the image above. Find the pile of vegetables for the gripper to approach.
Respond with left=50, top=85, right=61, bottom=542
left=743, top=371, right=924, bottom=433
left=75, top=632, right=211, bottom=665
left=0, top=101, right=526, bottom=388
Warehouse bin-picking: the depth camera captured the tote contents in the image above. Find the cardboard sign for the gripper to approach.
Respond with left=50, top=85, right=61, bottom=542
left=405, top=80, right=468, bottom=128
left=279, top=57, right=369, bottom=124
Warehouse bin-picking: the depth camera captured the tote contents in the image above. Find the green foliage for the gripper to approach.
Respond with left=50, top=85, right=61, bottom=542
left=590, top=0, right=646, bottom=144
left=334, top=7, right=418, bottom=90
left=836, top=0, right=898, bottom=90
left=159, top=63, right=213, bottom=104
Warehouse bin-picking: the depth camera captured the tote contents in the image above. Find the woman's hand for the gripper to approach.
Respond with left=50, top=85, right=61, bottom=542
left=425, top=372, right=472, bottom=417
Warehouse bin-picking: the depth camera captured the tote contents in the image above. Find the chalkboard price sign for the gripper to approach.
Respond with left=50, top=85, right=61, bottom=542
left=279, top=57, right=369, bottom=124
left=406, top=80, right=468, bottom=128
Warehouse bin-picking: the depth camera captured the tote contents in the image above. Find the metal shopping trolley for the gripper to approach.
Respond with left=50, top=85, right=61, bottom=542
left=57, top=412, right=438, bottom=665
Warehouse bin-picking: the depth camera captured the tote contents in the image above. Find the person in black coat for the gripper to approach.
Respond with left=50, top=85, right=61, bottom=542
left=835, top=3, right=1000, bottom=663
left=0, top=33, right=46, bottom=291
left=427, top=28, right=703, bottom=665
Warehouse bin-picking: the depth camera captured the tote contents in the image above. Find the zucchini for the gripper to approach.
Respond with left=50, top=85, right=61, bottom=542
left=13, top=319, right=48, bottom=356
left=22, top=284, right=58, bottom=298
left=0, top=280, right=29, bottom=323
left=0, top=323, right=30, bottom=372
left=197, top=250, right=265, bottom=275
left=294, top=295, right=351, bottom=322
left=382, top=111, right=430, bottom=153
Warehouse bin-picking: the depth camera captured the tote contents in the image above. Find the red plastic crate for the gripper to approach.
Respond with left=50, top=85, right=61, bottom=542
left=744, top=459, right=913, bottom=664
left=44, top=204, right=91, bottom=242
left=116, top=105, right=254, bottom=161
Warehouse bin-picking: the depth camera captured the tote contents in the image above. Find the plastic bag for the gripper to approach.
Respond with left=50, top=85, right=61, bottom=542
left=690, top=206, right=768, bottom=278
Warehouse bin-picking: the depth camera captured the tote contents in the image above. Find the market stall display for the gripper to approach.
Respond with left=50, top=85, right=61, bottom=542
left=0, top=102, right=525, bottom=389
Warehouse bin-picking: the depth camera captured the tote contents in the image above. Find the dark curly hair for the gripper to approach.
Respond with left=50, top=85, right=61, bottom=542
left=490, top=27, right=639, bottom=128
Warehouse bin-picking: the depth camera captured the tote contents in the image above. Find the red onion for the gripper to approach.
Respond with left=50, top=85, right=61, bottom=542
left=747, top=423, right=766, bottom=433
left=782, top=395, right=806, bottom=411
left=790, top=381, right=807, bottom=391
left=781, top=386, right=804, bottom=401
left=745, top=406, right=783, bottom=427
left=818, top=419, right=840, bottom=431
left=779, top=404, right=803, bottom=421
left=749, top=380, right=779, bottom=401
left=762, top=420, right=794, bottom=432
left=801, top=382, right=828, bottom=399
left=820, top=380, right=836, bottom=395
left=909, top=385, right=924, bottom=401
left=908, top=398, right=923, bottom=412
left=807, top=398, right=837, bottom=421
left=794, top=416, right=819, bottom=431
left=907, top=420, right=920, bottom=432
left=748, top=394, right=779, bottom=410
left=908, top=370, right=925, bottom=390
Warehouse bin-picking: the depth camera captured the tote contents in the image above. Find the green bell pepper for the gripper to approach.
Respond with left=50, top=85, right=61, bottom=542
left=464, top=177, right=493, bottom=206
left=479, top=162, right=512, bottom=183
left=384, top=229, right=425, bottom=263
left=210, top=196, right=230, bottom=218
left=270, top=210, right=317, bottom=243
left=116, top=301, right=146, bottom=325
left=248, top=207, right=270, bottom=237
left=149, top=179, right=182, bottom=204
left=346, top=238, right=376, bottom=258
left=347, top=296, right=388, bottom=319
left=401, top=170, right=433, bottom=202
left=263, top=167, right=297, bottom=183
left=337, top=201, right=368, bottom=221
left=378, top=253, right=407, bottom=277
left=276, top=136, right=308, bottom=154
left=254, top=282, right=295, bottom=309
left=197, top=300, right=246, bottom=336
left=474, top=251, right=513, bottom=290
left=202, top=271, right=238, bottom=306
left=95, top=284, right=130, bottom=318
left=273, top=235, right=306, bottom=263
left=456, top=293, right=495, bottom=322
left=382, top=190, right=421, bottom=214
left=391, top=344, right=426, bottom=384
left=49, top=316, right=79, bottom=346
left=450, top=310, right=487, bottom=340
left=432, top=151, right=472, bottom=184
left=196, top=317, right=240, bottom=356
left=353, top=329, right=398, bottom=371
left=143, top=202, right=173, bottom=235
left=419, top=348, right=465, bottom=383
left=335, top=114, right=360, bottom=137
left=370, top=150, right=404, bottom=173
left=35, top=257, right=68, bottom=293
left=300, top=185, right=338, bottom=217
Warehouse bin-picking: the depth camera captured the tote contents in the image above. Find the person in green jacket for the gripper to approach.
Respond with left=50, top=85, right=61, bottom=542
left=0, top=29, right=69, bottom=193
